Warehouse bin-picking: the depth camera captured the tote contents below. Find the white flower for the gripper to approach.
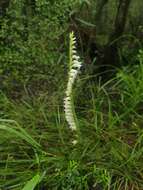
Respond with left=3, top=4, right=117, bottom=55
left=64, top=32, right=82, bottom=131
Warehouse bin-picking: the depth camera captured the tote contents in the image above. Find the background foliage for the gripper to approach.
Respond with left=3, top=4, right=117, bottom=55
left=0, top=0, right=78, bottom=96
left=0, top=0, right=143, bottom=96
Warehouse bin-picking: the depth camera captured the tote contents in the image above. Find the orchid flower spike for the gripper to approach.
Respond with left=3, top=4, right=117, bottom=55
left=64, top=31, right=82, bottom=131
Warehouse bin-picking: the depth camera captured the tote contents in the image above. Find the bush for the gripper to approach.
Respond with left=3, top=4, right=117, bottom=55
left=0, top=0, right=77, bottom=95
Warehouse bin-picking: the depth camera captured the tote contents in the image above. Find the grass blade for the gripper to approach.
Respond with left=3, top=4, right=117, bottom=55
left=0, top=124, right=41, bottom=149
left=22, top=174, right=41, bottom=190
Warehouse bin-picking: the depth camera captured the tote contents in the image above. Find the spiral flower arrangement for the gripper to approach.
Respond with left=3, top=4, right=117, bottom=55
left=64, top=32, right=82, bottom=131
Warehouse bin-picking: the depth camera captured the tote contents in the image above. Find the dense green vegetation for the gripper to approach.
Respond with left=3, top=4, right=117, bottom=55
left=0, top=0, right=143, bottom=189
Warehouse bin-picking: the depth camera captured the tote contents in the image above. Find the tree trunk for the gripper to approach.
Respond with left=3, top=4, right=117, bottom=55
left=100, top=0, right=132, bottom=78
left=111, top=0, right=132, bottom=40
left=95, top=0, right=109, bottom=24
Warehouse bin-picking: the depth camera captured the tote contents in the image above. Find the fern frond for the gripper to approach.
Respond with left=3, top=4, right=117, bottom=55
left=64, top=32, right=82, bottom=131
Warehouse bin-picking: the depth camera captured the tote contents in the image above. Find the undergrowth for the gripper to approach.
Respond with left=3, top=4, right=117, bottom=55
left=0, top=50, right=143, bottom=189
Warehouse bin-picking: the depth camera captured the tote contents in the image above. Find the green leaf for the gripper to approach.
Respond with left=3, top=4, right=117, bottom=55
left=22, top=174, right=41, bottom=190
left=0, top=123, right=41, bottom=149
left=75, top=18, right=96, bottom=28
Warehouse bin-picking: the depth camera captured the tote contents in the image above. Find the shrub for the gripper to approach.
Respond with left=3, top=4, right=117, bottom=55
left=0, top=0, right=77, bottom=95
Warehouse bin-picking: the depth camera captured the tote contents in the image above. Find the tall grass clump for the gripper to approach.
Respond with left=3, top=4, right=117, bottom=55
left=1, top=40, right=143, bottom=189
